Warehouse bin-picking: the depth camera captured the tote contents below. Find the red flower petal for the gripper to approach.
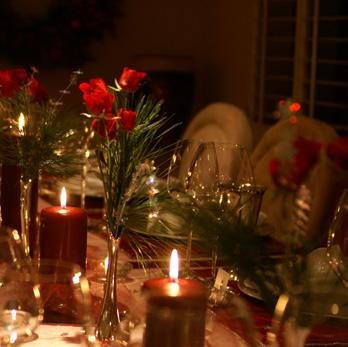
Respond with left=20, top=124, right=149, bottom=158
left=0, top=68, right=28, bottom=97
left=118, top=67, right=146, bottom=92
left=118, top=108, right=136, bottom=132
left=79, top=78, right=115, bottom=115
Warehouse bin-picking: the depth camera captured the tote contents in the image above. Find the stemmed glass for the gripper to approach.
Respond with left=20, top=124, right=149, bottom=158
left=32, top=259, right=97, bottom=346
left=185, top=142, right=220, bottom=280
left=214, top=143, right=264, bottom=285
left=166, top=139, right=200, bottom=200
left=327, top=189, right=348, bottom=287
left=0, top=227, right=42, bottom=346
left=166, top=139, right=201, bottom=277
left=214, top=143, right=259, bottom=227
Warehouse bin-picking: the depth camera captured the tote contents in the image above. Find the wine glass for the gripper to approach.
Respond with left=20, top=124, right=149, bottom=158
left=166, top=139, right=201, bottom=200
left=166, top=139, right=202, bottom=277
left=32, top=258, right=97, bottom=346
left=327, top=189, right=348, bottom=287
left=214, top=143, right=264, bottom=287
left=214, top=143, right=262, bottom=228
left=186, top=142, right=220, bottom=205
left=186, top=142, right=220, bottom=281
left=0, top=227, right=42, bottom=346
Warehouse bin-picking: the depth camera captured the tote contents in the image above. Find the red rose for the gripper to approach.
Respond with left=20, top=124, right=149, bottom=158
left=327, top=137, right=348, bottom=171
left=269, top=137, right=322, bottom=190
left=92, top=113, right=117, bottom=139
left=118, top=67, right=146, bottom=92
left=29, top=78, right=48, bottom=103
left=79, top=78, right=115, bottom=115
left=0, top=68, right=27, bottom=97
left=118, top=108, right=136, bottom=132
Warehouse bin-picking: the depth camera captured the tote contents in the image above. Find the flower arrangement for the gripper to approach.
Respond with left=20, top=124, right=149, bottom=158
left=269, top=137, right=322, bottom=191
left=79, top=67, right=173, bottom=239
left=269, top=99, right=348, bottom=192
left=269, top=135, right=348, bottom=192
left=0, top=67, right=83, bottom=180
left=79, top=67, right=178, bottom=341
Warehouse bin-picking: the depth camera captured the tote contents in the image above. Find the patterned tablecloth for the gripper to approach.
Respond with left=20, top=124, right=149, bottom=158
left=25, top=231, right=251, bottom=346
left=26, top=199, right=348, bottom=346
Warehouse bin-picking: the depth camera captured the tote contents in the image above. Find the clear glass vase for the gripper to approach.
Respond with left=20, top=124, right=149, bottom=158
left=96, top=228, right=128, bottom=343
left=20, top=175, right=39, bottom=258
left=20, top=177, right=33, bottom=256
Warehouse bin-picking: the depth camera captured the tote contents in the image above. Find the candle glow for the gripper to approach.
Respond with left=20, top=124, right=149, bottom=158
left=60, top=187, right=67, bottom=209
left=18, top=113, right=25, bottom=135
left=169, top=249, right=179, bottom=281
left=142, top=249, right=208, bottom=347
left=168, top=249, right=180, bottom=295
left=39, top=189, right=88, bottom=269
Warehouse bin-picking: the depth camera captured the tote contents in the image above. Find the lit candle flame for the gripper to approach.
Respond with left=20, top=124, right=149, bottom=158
left=60, top=187, right=67, bottom=209
left=169, top=249, right=179, bottom=281
left=18, top=113, right=25, bottom=135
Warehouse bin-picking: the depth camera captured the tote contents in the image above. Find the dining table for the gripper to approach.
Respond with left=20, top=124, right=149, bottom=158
left=23, top=197, right=348, bottom=347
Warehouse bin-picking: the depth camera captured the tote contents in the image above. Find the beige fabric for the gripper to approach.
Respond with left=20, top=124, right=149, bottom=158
left=182, top=102, right=253, bottom=152
left=251, top=116, right=344, bottom=245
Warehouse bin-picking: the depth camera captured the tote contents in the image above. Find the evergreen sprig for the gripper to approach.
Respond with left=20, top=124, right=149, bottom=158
left=0, top=69, right=84, bottom=181
left=80, top=69, right=178, bottom=240
left=95, top=98, right=175, bottom=238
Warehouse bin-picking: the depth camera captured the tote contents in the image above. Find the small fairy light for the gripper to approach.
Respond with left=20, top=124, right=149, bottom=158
left=275, top=98, right=302, bottom=121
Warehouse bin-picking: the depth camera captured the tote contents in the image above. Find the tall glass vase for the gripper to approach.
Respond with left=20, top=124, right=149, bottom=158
left=20, top=177, right=33, bottom=256
left=20, top=176, right=39, bottom=258
left=96, top=229, right=126, bottom=342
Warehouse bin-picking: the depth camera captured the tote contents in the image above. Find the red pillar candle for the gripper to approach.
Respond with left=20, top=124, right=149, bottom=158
left=142, top=250, right=208, bottom=347
left=39, top=187, right=87, bottom=269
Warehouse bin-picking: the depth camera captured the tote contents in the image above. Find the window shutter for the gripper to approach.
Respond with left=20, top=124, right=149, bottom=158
left=254, top=0, right=348, bottom=135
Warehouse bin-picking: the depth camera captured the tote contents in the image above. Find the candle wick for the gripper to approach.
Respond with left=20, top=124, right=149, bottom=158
left=170, top=277, right=178, bottom=283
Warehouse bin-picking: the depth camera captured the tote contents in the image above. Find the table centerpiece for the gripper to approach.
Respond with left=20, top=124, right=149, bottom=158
left=79, top=67, right=180, bottom=342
